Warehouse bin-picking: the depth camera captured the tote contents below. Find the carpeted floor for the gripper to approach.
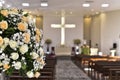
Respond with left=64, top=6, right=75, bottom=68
left=55, top=56, right=91, bottom=80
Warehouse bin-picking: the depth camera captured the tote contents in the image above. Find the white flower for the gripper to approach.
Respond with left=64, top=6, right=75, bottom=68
left=9, top=40, right=17, bottom=49
left=0, top=31, right=2, bottom=34
left=0, top=49, right=2, bottom=53
left=30, top=52, right=39, bottom=59
left=11, top=52, right=19, bottom=60
left=26, top=71, right=34, bottom=78
left=19, top=42, right=24, bottom=45
left=22, top=57, right=25, bottom=60
left=13, top=61, right=21, bottom=70
left=3, top=38, right=9, bottom=45
left=19, top=44, right=28, bottom=54
left=36, top=43, right=39, bottom=47
left=0, top=53, right=5, bottom=59
left=39, top=48, right=44, bottom=55
left=1, top=44, right=7, bottom=50
left=2, top=59, right=10, bottom=65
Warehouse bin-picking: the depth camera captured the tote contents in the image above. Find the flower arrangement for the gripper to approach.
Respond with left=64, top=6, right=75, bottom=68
left=0, top=8, right=45, bottom=78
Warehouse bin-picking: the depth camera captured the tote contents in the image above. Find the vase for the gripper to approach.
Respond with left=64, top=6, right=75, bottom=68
left=75, top=45, right=79, bottom=55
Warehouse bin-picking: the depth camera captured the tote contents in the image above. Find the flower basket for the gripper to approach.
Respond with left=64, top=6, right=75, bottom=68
left=0, top=8, right=45, bottom=78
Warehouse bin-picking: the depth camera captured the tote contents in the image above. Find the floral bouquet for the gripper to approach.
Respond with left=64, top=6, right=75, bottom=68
left=0, top=8, right=45, bottom=78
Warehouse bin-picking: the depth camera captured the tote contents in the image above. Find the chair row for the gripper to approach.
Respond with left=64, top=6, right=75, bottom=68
left=6, top=54, right=56, bottom=80
left=72, top=54, right=120, bottom=80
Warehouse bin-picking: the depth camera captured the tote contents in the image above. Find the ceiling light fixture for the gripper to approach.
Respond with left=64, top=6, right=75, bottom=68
left=41, top=0, right=48, bottom=7
left=82, top=3, right=90, bottom=7
left=101, top=3, right=109, bottom=7
left=22, top=3, right=30, bottom=6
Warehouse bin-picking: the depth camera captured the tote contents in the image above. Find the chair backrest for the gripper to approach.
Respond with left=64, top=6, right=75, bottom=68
left=71, top=47, right=76, bottom=55
left=90, top=48, right=98, bottom=55
left=51, top=47, right=55, bottom=54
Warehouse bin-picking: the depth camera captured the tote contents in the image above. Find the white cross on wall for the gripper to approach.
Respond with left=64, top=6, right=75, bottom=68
left=51, top=11, right=76, bottom=46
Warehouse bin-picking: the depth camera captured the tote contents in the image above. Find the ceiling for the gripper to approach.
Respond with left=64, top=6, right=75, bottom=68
left=3, top=0, right=120, bottom=16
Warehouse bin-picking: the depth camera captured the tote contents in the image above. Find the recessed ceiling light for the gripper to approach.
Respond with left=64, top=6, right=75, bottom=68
left=41, top=2, right=48, bottom=7
left=101, top=3, right=109, bottom=7
left=82, top=3, right=90, bottom=7
left=22, top=3, right=30, bottom=6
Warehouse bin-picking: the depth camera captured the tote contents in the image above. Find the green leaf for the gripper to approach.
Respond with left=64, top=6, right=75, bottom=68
left=0, top=14, right=6, bottom=21
left=21, top=62, right=26, bottom=70
left=2, top=27, right=16, bottom=38
left=6, top=67, right=14, bottom=75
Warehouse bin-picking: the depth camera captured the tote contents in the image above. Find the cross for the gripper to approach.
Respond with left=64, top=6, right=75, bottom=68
left=51, top=11, right=76, bottom=46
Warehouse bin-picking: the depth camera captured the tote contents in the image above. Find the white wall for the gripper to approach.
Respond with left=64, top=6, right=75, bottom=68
left=42, top=10, right=120, bottom=56
left=91, top=15, right=101, bottom=49
left=43, top=14, right=83, bottom=48
left=101, top=10, right=120, bottom=55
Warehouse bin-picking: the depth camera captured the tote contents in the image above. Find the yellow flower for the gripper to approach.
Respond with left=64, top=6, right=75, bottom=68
left=34, top=72, right=40, bottom=78
left=0, top=36, right=3, bottom=46
left=24, top=33, right=30, bottom=43
left=36, top=35, right=40, bottom=42
left=37, top=57, right=42, bottom=62
left=18, top=22, right=27, bottom=31
left=1, top=9, right=8, bottom=17
left=12, top=8, right=18, bottom=13
left=0, top=21, right=8, bottom=30
left=36, top=28, right=40, bottom=36
left=9, top=8, right=18, bottom=14
left=3, top=64, right=10, bottom=70
left=37, top=58, right=45, bottom=65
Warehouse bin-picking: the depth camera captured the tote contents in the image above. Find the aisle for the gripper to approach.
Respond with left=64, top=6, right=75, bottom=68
left=55, top=57, right=91, bottom=80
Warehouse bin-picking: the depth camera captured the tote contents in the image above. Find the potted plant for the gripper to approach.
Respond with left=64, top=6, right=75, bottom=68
left=45, top=39, right=52, bottom=53
left=74, top=39, right=81, bottom=45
